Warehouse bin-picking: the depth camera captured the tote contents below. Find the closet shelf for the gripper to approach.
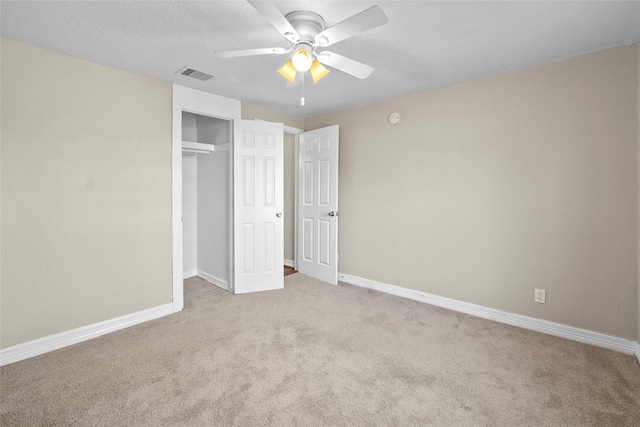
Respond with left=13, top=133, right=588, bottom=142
left=182, top=141, right=230, bottom=155
left=182, top=141, right=214, bottom=155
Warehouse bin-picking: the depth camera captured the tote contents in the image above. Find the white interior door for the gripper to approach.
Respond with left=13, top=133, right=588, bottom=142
left=233, top=119, right=284, bottom=293
left=297, top=125, right=339, bottom=284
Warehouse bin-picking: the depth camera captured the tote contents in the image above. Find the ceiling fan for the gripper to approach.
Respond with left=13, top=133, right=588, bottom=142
left=215, top=1, right=389, bottom=84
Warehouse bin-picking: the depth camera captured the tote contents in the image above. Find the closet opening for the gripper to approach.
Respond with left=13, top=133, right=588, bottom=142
left=181, top=111, right=233, bottom=292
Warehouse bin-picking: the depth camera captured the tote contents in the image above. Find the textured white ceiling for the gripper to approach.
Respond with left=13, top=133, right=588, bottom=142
left=2, top=1, right=639, bottom=118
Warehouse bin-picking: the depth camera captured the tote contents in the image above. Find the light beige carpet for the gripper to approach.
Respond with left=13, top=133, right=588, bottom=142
left=1, top=274, right=639, bottom=426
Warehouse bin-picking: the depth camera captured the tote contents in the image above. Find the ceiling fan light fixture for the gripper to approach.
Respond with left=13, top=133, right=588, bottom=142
left=309, top=60, right=329, bottom=83
left=291, top=48, right=313, bottom=72
left=278, top=60, right=297, bottom=83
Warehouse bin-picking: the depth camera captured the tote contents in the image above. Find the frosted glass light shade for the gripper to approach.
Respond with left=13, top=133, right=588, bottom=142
left=278, top=60, right=297, bottom=83
left=291, top=49, right=312, bottom=72
left=309, top=60, right=329, bottom=83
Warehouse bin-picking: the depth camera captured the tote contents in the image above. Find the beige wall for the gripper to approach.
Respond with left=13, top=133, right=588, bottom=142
left=0, top=39, right=173, bottom=348
left=241, top=104, right=304, bottom=262
left=307, top=45, right=639, bottom=340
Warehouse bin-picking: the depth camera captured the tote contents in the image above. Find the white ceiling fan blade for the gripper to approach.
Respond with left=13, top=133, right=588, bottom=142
left=215, top=47, right=292, bottom=58
left=316, top=51, right=373, bottom=79
left=314, top=5, right=388, bottom=47
left=248, top=1, right=300, bottom=42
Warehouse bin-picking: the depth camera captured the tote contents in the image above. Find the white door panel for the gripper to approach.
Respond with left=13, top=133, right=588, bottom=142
left=297, top=125, right=339, bottom=284
left=234, top=119, right=284, bottom=293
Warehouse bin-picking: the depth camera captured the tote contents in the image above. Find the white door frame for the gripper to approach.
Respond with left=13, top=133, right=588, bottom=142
left=285, top=125, right=303, bottom=271
left=171, top=85, right=240, bottom=313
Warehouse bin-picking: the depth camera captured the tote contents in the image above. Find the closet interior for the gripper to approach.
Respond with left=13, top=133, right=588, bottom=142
left=181, top=111, right=232, bottom=291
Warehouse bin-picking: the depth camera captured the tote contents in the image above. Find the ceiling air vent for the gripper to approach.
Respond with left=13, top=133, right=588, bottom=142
left=175, top=67, right=214, bottom=82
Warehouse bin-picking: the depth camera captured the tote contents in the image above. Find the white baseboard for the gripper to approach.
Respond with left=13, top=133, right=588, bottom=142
left=0, top=303, right=174, bottom=367
left=339, top=273, right=639, bottom=357
left=183, top=269, right=197, bottom=279
left=197, top=270, right=229, bottom=291
left=284, top=259, right=295, bottom=268
left=635, top=342, right=640, bottom=365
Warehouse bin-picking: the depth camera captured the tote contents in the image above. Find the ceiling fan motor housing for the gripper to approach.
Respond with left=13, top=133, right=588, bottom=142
left=285, top=11, right=325, bottom=44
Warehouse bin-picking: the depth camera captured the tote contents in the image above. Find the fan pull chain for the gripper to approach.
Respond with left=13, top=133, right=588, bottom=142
left=301, top=72, right=305, bottom=106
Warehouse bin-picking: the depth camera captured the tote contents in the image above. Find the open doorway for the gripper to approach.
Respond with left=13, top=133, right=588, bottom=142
left=172, top=85, right=241, bottom=312
left=283, top=127, right=303, bottom=270
left=181, top=112, right=232, bottom=291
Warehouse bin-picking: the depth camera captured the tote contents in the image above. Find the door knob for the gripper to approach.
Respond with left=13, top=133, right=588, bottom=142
left=276, top=212, right=282, bottom=217
left=328, top=211, right=336, bottom=217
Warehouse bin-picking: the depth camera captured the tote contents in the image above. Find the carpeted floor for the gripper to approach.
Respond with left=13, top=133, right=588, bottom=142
left=1, top=274, right=639, bottom=426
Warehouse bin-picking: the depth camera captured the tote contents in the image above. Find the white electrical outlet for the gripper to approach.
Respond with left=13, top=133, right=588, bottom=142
left=534, top=288, right=546, bottom=304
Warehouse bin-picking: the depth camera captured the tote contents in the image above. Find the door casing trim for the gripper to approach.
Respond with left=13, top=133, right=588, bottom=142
left=172, top=85, right=240, bottom=312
